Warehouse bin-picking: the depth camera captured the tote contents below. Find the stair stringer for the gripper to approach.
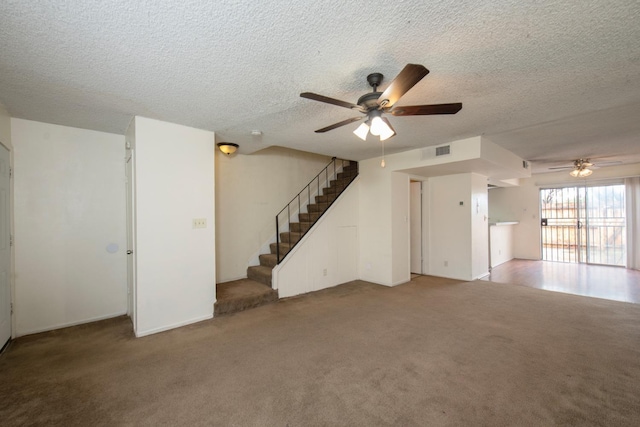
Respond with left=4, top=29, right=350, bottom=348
left=272, top=176, right=360, bottom=298
left=246, top=163, right=346, bottom=268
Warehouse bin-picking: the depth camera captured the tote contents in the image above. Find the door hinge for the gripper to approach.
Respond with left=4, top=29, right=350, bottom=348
left=9, top=167, right=12, bottom=179
left=9, top=234, right=13, bottom=247
left=10, top=303, right=13, bottom=315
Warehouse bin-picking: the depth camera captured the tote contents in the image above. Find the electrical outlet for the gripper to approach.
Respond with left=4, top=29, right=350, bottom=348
left=192, top=218, right=207, bottom=229
left=323, top=268, right=327, bottom=276
left=444, top=260, right=448, bottom=267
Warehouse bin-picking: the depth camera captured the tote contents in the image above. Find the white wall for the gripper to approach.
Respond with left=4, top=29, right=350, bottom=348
left=358, top=158, right=393, bottom=285
left=391, top=172, right=410, bottom=285
left=357, top=136, right=525, bottom=285
left=133, top=117, right=215, bottom=337
left=489, top=225, right=515, bottom=268
left=0, top=103, right=11, bottom=149
left=489, top=163, right=640, bottom=260
left=12, top=119, right=127, bottom=336
left=215, top=147, right=330, bottom=283
left=274, top=179, right=359, bottom=298
left=428, top=174, right=474, bottom=280
left=488, top=184, right=541, bottom=260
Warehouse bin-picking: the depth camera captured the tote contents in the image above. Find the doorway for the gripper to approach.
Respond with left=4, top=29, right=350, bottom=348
left=0, top=144, right=10, bottom=348
left=410, top=181, right=422, bottom=274
left=125, top=147, right=137, bottom=328
left=540, top=184, right=626, bottom=266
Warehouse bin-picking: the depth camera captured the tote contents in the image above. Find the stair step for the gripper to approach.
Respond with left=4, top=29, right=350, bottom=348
left=315, top=193, right=338, bottom=204
left=307, top=203, right=329, bottom=213
left=259, top=253, right=278, bottom=268
left=280, top=231, right=303, bottom=244
left=342, top=163, right=358, bottom=172
left=337, top=171, right=357, bottom=180
left=299, top=212, right=321, bottom=222
left=323, top=185, right=347, bottom=196
left=247, top=265, right=273, bottom=287
left=290, top=222, right=312, bottom=233
left=330, top=178, right=352, bottom=187
left=270, top=241, right=294, bottom=256
left=214, top=279, right=278, bottom=316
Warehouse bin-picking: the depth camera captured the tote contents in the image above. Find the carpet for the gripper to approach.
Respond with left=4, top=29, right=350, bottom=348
left=1, top=276, right=639, bottom=426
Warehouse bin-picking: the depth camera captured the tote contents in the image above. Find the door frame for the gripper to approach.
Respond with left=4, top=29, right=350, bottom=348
left=0, top=141, right=12, bottom=349
left=125, top=146, right=137, bottom=329
left=409, top=180, right=423, bottom=274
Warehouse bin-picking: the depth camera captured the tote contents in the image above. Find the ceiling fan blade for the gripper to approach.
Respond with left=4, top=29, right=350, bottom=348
left=594, top=161, right=621, bottom=166
left=548, top=166, right=575, bottom=170
left=315, top=117, right=363, bottom=133
left=301, top=92, right=364, bottom=111
left=376, top=64, right=429, bottom=108
left=389, top=103, right=463, bottom=116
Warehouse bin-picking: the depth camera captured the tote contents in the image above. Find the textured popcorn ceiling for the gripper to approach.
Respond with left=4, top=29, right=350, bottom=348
left=1, top=0, right=640, bottom=172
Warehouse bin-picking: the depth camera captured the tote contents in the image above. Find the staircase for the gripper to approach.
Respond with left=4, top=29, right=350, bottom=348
left=247, top=160, right=359, bottom=288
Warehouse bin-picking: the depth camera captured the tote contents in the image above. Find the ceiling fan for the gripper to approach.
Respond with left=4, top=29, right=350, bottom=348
left=548, top=158, right=621, bottom=177
left=300, top=64, right=462, bottom=141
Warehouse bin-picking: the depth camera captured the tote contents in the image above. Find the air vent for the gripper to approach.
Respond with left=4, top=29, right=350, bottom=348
left=435, top=145, right=451, bottom=156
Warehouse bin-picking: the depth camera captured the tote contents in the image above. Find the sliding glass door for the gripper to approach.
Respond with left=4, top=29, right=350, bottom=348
left=540, top=184, right=626, bottom=266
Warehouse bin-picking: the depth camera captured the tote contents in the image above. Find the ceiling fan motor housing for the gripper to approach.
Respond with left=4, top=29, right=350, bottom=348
left=357, top=91, right=382, bottom=110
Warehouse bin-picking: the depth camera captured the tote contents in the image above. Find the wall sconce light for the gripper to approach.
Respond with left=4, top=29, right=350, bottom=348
left=217, top=142, right=239, bottom=155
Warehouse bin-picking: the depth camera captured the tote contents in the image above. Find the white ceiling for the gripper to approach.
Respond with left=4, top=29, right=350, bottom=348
left=1, top=0, right=639, bottom=174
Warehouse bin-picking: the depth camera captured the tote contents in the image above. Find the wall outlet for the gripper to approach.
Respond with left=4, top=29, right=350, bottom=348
left=323, top=268, right=327, bottom=276
left=192, top=218, right=207, bottom=229
left=444, top=260, right=448, bottom=267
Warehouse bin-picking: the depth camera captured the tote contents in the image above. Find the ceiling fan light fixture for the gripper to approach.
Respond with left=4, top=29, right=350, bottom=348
left=570, top=167, right=592, bottom=178
left=379, top=117, right=396, bottom=141
left=369, top=115, right=387, bottom=136
left=353, top=122, right=369, bottom=140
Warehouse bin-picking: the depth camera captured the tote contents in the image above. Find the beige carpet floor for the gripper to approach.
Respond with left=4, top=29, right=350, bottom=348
left=1, top=276, right=639, bottom=426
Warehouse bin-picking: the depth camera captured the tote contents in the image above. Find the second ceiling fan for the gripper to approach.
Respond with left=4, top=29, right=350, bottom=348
left=300, top=64, right=462, bottom=141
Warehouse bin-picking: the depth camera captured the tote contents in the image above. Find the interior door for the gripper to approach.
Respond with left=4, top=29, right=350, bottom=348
left=0, top=144, right=11, bottom=348
left=125, top=148, right=137, bottom=327
left=410, top=181, right=422, bottom=274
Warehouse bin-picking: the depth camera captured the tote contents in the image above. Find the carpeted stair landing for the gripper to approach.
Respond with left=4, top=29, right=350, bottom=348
left=214, top=279, right=278, bottom=316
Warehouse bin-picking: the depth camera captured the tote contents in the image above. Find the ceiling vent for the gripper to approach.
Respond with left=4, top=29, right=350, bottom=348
left=421, top=144, right=452, bottom=160
left=436, top=145, right=451, bottom=156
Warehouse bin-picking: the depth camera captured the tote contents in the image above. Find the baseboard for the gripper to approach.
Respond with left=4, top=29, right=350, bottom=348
left=391, top=278, right=411, bottom=286
left=16, top=310, right=128, bottom=338
left=134, top=313, right=213, bottom=338
left=217, top=275, right=247, bottom=284
left=476, top=271, right=490, bottom=279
